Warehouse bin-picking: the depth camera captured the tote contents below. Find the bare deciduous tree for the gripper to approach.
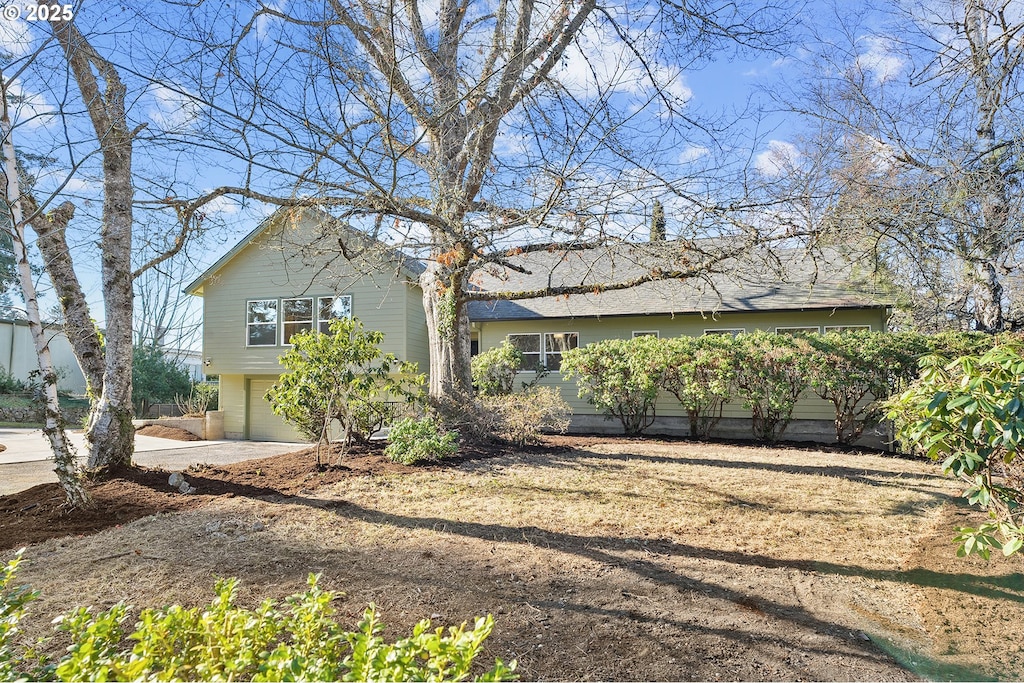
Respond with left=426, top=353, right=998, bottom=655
left=783, top=0, right=1024, bottom=332
left=148, top=0, right=797, bottom=407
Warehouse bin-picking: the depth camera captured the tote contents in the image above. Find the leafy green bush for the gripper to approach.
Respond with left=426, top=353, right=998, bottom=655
left=0, top=551, right=38, bottom=682
left=385, top=416, right=460, bottom=464
left=804, top=331, right=924, bottom=444
left=481, top=387, right=571, bottom=446
left=266, top=317, right=424, bottom=464
left=471, top=341, right=522, bottom=397
left=1, top=567, right=514, bottom=682
left=887, top=343, right=1024, bottom=559
left=657, top=334, right=736, bottom=438
left=560, top=336, right=663, bottom=435
left=733, top=332, right=809, bottom=442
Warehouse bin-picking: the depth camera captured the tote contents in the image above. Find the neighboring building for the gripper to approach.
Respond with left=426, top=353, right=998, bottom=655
left=0, top=318, right=89, bottom=395
left=186, top=208, right=889, bottom=442
left=160, top=347, right=206, bottom=383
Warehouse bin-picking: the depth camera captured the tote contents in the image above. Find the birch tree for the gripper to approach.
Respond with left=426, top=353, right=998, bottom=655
left=0, top=67, right=88, bottom=506
left=150, top=0, right=795, bottom=406
left=786, top=0, right=1024, bottom=332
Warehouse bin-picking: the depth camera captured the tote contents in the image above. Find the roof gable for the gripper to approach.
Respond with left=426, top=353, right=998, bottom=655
left=185, top=207, right=424, bottom=295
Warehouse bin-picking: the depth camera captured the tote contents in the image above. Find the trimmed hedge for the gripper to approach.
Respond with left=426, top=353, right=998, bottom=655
left=560, top=329, right=1021, bottom=443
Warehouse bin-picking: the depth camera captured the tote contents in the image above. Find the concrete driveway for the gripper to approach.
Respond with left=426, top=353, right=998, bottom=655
left=0, top=428, right=307, bottom=496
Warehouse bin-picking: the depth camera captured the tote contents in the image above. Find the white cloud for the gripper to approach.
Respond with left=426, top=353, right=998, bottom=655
left=6, top=80, right=54, bottom=129
left=678, top=145, right=709, bottom=164
left=147, top=85, right=203, bottom=132
left=0, top=16, right=32, bottom=58
left=755, top=140, right=800, bottom=177
left=198, top=192, right=249, bottom=218
left=255, top=1, right=287, bottom=39
left=856, top=36, right=904, bottom=84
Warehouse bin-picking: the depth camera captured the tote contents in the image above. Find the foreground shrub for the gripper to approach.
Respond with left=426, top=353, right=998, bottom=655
left=385, top=416, right=460, bottom=464
left=266, top=317, right=424, bottom=465
left=561, top=336, right=662, bottom=435
left=482, top=387, right=571, bottom=446
left=887, top=343, right=1024, bottom=559
left=804, top=331, right=923, bottom=444
left=472, top=341, right=522, bottom=396
left=658, top=335, right=736, bottom=438
left=733, top=332, right=809, bottom=442
left=1, top=566, right=514, bottom=682
left=0, top=551, right=38, bottom=681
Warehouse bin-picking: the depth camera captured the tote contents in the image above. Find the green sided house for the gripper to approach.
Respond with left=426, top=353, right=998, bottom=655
left=186, top=207, right=890, bottom=442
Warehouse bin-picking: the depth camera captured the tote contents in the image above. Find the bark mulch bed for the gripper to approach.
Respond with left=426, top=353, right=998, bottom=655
left=135, top=424, right=204, bottom=441
left=0, top=439, right=534, bottom=552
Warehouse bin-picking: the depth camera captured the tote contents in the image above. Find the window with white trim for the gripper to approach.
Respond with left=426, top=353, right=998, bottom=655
left=544, top=332, right=578, bottom=371
left=823, top=325, right=872, bottom=333
left=282, top=297, right=314, bottom=344
left=632, top=330, right=660, bottom=338
left=507, top=334, right=541, bottom=371
left=704, top=328, right=744, bottom=336
left=318, top=295, right=353, bottom=333
left=246, top=299, right=278, bottom=346
left=506, top=332, right=579, bottom=371
left=776, top=326, right=819, bottom=336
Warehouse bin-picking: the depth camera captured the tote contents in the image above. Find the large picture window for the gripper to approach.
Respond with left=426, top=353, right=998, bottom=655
left=246, top=299, right=278, bottom=346
left=282, top=298, right=314, bottom=344
left=318, top=295, right=353, bottom=333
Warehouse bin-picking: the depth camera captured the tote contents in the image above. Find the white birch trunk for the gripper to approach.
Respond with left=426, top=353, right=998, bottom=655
left=0, top=74, right=89, bottom=507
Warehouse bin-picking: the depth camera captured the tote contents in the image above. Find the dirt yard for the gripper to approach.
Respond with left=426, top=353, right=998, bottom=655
left=2, top=437, right=1022, bottom=681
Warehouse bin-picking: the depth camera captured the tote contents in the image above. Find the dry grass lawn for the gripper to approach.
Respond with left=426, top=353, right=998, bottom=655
left=6, top=437, right=1024, bottom=681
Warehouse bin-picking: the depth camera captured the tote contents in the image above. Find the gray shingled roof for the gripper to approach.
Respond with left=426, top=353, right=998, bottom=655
left=467, top=242, right=885, bottom=321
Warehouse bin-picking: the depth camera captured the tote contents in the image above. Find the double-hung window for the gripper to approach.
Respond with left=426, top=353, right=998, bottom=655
left=506, top=332, right=578, bottom=371
left=823, top=325, right=871, bottom=333
left=318, top=295, right=353, bottom=333
left=507, top=334, right=542, bottom=371
left=282, top=298, right=314, bottom=344
left=246, top=300, right=278, bottom=346
left=776, top=326, right=819, bottom=336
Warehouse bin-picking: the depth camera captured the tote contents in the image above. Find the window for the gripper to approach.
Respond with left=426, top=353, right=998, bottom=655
left=776, top=326, right=819, bottom=336
left=824, top=325, right=872, bottom=333
left=508, top=334, right=541, bottom=371
left=632, top=330, right=660, bottom=338
left=544, top=332, right=578, bottom=371
left=704, top=328, right=744, bottom=336
left=282, top=298, right=314, bottom=344
left=246, top=300, right=278, bottom=346
left=318, top=295, right=353, bottom=333
left=506, top=332, right=579, bottom=371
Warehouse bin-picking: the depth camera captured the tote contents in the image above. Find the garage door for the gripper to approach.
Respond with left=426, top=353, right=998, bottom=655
left=247, top=379, right=306, bottom=442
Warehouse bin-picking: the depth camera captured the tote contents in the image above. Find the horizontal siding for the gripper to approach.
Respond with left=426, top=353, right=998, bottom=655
left=478, top=309, right=886, bottom=421
left=200, top=214, right=418, bottom=376
left=404, top=285, right=430, bottom=374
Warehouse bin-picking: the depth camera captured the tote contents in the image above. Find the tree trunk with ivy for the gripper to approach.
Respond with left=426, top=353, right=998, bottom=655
left=421, top=262, right=474, bottom=403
